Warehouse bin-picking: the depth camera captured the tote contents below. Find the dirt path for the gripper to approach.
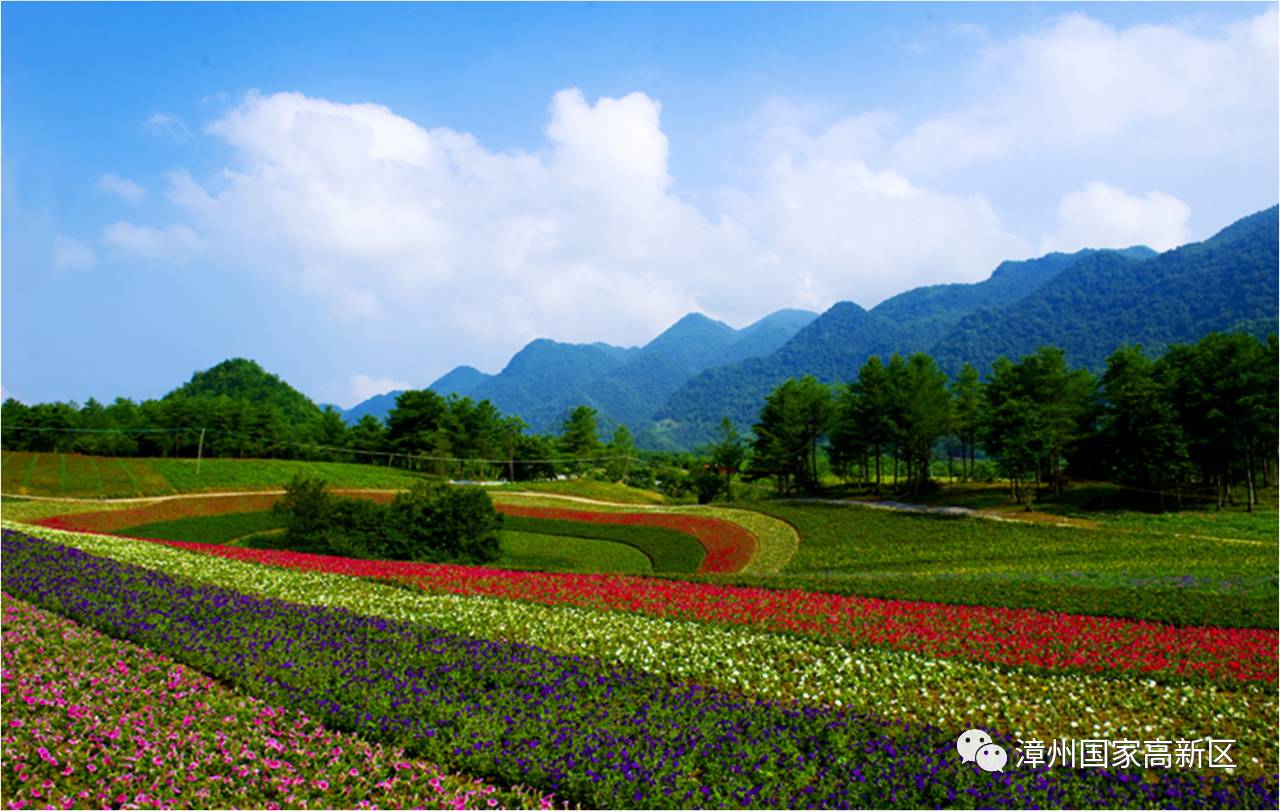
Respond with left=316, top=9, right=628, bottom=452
left=784, top=497, right=1101, bottom=530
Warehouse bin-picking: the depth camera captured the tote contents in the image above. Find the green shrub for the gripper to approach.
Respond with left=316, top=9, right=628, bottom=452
left=385, top=482, right=501, bottom=564
left=270, top=476, right=501, bottom=564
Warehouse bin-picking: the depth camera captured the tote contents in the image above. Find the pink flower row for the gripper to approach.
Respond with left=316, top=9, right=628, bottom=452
left=0, top=592, right=556, bottom=810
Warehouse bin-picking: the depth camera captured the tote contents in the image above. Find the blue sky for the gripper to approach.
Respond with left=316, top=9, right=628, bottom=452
left=4, top=2, right=1277, bottom=408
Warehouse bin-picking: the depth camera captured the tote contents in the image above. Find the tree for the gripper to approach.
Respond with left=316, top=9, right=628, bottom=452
left=892, top=353, right=952, bottom=492
left=386, top=390, right=448, bottom=457
left=708, top=417, right=745, bottom=501
left=951, top=363, right=982, bottom=480
left=605, top=424, right=636, bottom=482
left=386, top=482, right=502, bottom=563
left=1158, top=332, right=1274, bottom=509
left=349, top=414, right=388, bottom=463
left=560, top=405, right=601, bottom=475
left=313, top=406, right=350, bottom=458
left=982, top=347, right=1095, bottom=503
left=748, top=376, right=832, bottom=494
left=1097, top=345, right=1190, bottom=507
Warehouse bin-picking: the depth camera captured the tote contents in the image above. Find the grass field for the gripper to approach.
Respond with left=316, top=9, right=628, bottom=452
left=1, top=451, right=429, bottom=497
left=900, top=481, right=1278, bottom=540
left=722, top=502, right=1278, bottom=628
left=499, top=513, right=706, bottom=572
left=114, top=510, right=287, bottom=545
left=497, top=530, right=654, bottom=574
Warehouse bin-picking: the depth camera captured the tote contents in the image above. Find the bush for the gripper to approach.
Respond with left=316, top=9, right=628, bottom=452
left=270, top=476, right=335, bottom=554
left=385, top=481, right=501, bottom=564
left=271, top=476, right=501, bottom=564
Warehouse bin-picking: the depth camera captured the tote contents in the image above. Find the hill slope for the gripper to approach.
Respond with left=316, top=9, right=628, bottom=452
left=655, top=207, right=1276, bottom=446
left=651, top=249, right=1110, bottom=446
left=931, top=206, right=1279, bottom=374
left=164, top=358, right=321, bottom=425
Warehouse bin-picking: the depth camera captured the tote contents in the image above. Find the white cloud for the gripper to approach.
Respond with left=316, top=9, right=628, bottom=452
left=892, top=9, right=1278, bottom=174
left=100, top=221, right=205, bottom=262
left=142, top=112, right=193, bottom=142
left=108, top=4, right=1275, bottom=378
left=52, top=235, right=96, bottom=271
left=719, top=118, right=1031, bottom=306
left=96, top=173, right=146, bottom=203
left=1041, top=182, right=1191, bottom=253
left=346, top=374, right=413, bottom=408
left=144, top=86, right=1028, bottom=373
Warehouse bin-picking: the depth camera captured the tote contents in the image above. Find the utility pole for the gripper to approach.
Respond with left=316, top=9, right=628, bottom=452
left=196, top=428, right=206, bottom=476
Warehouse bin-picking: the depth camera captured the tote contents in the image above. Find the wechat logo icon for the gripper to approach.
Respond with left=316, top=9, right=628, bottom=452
left=957, top=729, right=1007, bottom=773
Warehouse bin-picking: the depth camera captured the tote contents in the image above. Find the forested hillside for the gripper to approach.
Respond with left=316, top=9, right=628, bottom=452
left=931, top=206, right=1278, bottom=374
left=655, top=207, right=1276, bottom=446
left=165, top=358, right=322, bottom=426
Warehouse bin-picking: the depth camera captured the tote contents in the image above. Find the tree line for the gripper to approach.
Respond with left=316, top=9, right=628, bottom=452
left=0, top=386, right=636, bottom=483
left=3, top=331, right=1275, bottom=510
left=746, top=332, right=1277, bottom=509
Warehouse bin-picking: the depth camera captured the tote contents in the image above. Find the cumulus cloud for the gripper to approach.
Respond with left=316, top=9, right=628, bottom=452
left=52, top=235, right=96, bottom=271
left=146, top=85, right=1027, bottom=372
left=1041, top=182, right=1191, bottom=253
left=347, top=374, right=413, bottom=408
left=100, top=8, right=1274, bottom=380
left=100, top=221, right=205, bottom=262
left=719, top=117, right=1030, bottom=305
left=892, top=9, right=1278, bottom=173
left=142, top=112, right=193, bottom=142
left=96, top=173, right=146, bottom=203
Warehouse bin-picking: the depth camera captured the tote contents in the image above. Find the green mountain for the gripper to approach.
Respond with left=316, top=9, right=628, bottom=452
left=164, top=358, right=321, bottom=425
left=531, top=314, right=733, bottom=435
left=931, top=206, right=1278, bottom=374
left=428, top=365, right=492, bottom=399
left=341, top=391, right=404, bottom=426
left=712, top=309, right=820, bottom=366
left=395, top=310, right=817, bottom=437
left=650, top=249, right=1112, bottom=446
left=653, top=206, right=1276, bottom=447
left=466, top=339, right=638, bottom=432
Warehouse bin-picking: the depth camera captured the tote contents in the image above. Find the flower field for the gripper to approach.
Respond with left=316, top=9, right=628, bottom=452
left=3, top=529, right=1276, bottom=809
left=46, top=527, right=1278, bottom=683
left=3, top=482, right=1277, bottom=810
left=0, top=594, right=552, bottom=810
left=6, top=524, right=1279, bottom=781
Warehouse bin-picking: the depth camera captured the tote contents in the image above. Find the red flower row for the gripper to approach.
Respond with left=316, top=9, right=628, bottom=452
left=114, top=535, right=1277, bottom=684
left=492, top=504, right=756, bottom=574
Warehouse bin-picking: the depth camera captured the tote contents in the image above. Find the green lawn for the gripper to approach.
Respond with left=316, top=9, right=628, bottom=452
left=718, top=501, right=1278, bottom=628
left=497, top=530, right=653, bottom=574
left=115, top=510, right=287, bottom=545
left=499, top=514, right=705, bottom=572
left=901, top=480, right=1277, bottom=541
left=0, top=451, right=429, bottom=497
